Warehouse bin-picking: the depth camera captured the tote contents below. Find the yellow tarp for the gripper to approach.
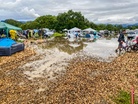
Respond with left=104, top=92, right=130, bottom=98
left=9, top=30, right=18, bottom=40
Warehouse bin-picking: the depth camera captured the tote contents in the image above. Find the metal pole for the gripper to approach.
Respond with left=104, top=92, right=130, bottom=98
left=131, top=86, right=134, bottom=104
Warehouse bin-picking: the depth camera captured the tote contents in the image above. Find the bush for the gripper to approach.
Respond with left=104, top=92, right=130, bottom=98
left=52, top=32, right=65, bottom=37
left=34, top=33, right=39, bottom=38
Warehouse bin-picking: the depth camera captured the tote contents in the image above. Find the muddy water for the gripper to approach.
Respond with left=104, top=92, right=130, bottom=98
left=21, top=37, right=118, bottom=80
left=83, top=38, right=118, bottom=61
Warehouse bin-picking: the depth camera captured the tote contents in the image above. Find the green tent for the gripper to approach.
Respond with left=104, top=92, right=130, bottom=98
left=0, top=22, right=22, bottom=37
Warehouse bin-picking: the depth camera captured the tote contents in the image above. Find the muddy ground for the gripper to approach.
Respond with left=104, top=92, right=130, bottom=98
left=0, top=38, right=138, bottom=104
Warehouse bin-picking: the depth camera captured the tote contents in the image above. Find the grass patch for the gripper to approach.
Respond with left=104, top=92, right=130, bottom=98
left=16, top=39, right=24, bottom=43
left=135, top=74, right=138, bottom=78
left=113, top=90, right=138, bottom=104
left=113, top=90, right=130, bottom=104
left=52, top=32, right=65, bottom=37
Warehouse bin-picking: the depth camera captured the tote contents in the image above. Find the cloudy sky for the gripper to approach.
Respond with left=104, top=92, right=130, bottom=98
left=0, top=0, right=138, bottom=24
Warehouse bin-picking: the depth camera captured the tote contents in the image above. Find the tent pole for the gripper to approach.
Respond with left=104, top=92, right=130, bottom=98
left=6, top=28, right=9, bottom=37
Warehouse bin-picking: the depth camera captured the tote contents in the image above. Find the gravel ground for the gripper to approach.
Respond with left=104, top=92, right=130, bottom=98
left=0, top=38, right=138, bottom=104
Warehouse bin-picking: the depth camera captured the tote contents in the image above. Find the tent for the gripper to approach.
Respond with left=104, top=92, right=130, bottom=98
left=83, top=28, right=96, bottom=33
left=67, top=27, right=82, bottom=38
left=68, top=27, right=81, bottom=32
left=63, top=28, right=68, bottom=31
left=0, top=22, right=22, bottom=37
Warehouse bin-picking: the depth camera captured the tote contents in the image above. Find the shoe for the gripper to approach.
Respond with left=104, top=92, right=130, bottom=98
left=115, top=49, right=118, bottom=53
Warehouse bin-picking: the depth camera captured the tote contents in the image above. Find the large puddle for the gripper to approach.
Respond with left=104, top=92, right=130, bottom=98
left=21, top=37, right=118, bottom=80
left=38, top=37, right=87, bottom=55
left=83, top=38, right=118, bottom=61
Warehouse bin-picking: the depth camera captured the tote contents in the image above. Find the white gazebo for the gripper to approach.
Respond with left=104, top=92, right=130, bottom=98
left=68, top=27, right=81, bottom=33
left=67, top=27, right=82, bottom=38
left=63, top=28, right=68, bottom=32
left=83, top=28, right=96, bottom=34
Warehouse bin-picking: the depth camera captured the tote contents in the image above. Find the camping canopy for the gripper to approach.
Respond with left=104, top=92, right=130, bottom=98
left=63, top=28, right=68, bottom=31
left=68, top=27, right=81, bottom=32
left=0, top=22, right=22, bottom=37
left=68, top=27, right=82, bottom=34
left=83, top=28, right=96, bottom=32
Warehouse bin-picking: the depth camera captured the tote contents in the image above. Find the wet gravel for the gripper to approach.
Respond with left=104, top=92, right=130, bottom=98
left=0, top=39, right=138, bottom=104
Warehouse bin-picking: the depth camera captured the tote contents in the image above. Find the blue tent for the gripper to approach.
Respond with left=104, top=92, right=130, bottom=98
left=85, top=33, right=91, bottom=38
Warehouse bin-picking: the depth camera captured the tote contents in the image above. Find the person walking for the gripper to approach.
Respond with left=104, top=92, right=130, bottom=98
left=115, top=30, right=125, bottom=52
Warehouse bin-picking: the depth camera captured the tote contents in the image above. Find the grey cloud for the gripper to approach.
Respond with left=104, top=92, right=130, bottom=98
left=129, top=15, right=138, bottom=22
left=0, top=0, right=138, bottom=24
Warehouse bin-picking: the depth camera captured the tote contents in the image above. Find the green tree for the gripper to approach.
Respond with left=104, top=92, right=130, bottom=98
left=20, top=21, right=34, bottom=30
left=34, top=15, right=57, bottom=29
left=18, top=10, right=127, bottom=32
left=106, top=24, right=114, bottom=31
left=89, top=22, right=97, bottom=30
left=5, top=19, right=23, bottom=27
left=116, top=25, right=123, bottom=31
left=55, top=10, right=93, bottom=31
left=97, top=24, right=106, bottom=30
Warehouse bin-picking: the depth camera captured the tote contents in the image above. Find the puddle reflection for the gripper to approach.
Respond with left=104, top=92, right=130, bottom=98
left=39, top=37, right=87, bottom=55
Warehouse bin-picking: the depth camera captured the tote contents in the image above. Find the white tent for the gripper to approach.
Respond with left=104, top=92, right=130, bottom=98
left=83, top=28, right=96, bottom=33
left=67, top=27, right=82, bottom=38
left=63, top=28, right=68, bottom=31
left=68, top=27, right=81, bottom=32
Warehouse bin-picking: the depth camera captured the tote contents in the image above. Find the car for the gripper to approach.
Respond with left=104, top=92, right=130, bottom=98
left=43, top=28, right=54, bottom=37
left=46, top=31, right=54, bottom=36
left=127, top=31, right=138, bottom=40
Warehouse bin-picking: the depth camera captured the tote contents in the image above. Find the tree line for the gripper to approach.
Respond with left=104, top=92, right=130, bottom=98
left=4, top=10, right=136, bottom=32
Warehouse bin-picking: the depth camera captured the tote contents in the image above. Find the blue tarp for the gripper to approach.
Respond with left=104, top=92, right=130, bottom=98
left=85, top=34, right=91, bottom=38
left=0, top=38, right=16, bottom=47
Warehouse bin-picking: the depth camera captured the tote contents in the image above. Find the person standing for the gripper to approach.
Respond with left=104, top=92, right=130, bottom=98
left=115, top=30, right=125, bottom=52
left=75, top=32, right=78, bottom=39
